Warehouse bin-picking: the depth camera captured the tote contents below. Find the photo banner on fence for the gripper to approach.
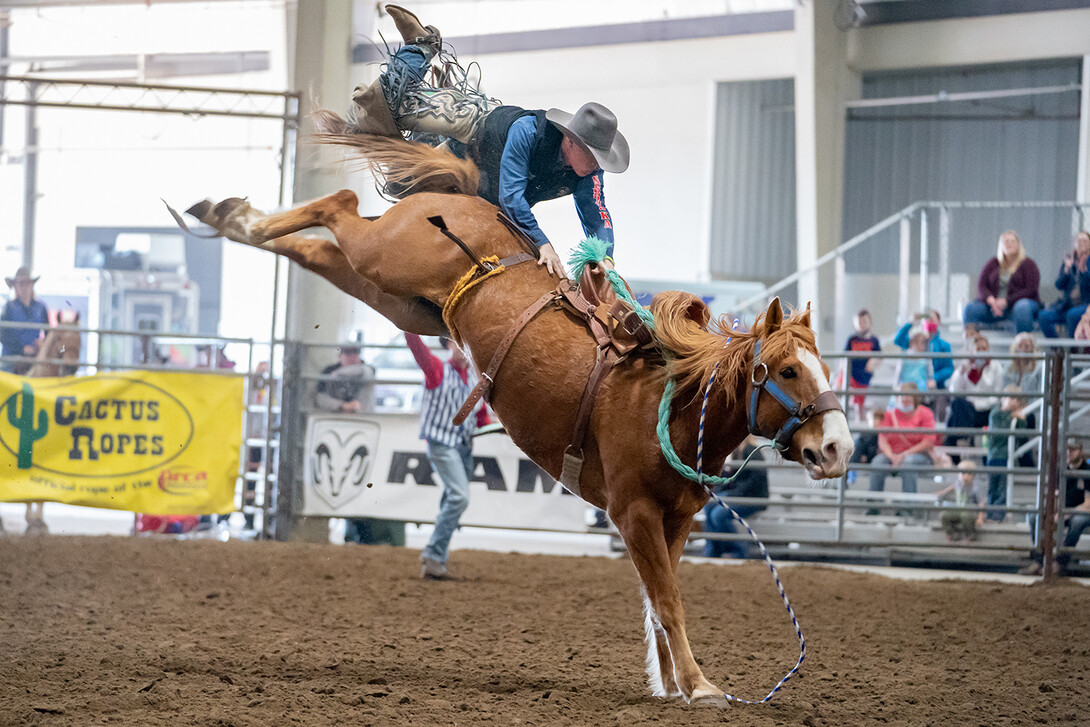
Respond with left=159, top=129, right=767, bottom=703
left=0, top=371, right=243, bottom=514
left=302, top=413, right=589, bottom=532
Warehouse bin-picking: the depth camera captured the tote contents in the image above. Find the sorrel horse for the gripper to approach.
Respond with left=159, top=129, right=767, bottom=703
left=185, top=139, right=852, bottom=704
left=21, top=312, right=82, bottom=535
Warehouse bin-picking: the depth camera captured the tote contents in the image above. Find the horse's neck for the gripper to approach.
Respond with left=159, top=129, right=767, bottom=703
left=688, top=355, right=753, bottom=467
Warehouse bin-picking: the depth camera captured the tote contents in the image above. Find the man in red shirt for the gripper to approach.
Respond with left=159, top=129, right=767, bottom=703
left=405, top=334, right=491, bottom=579
left=868, top=383, right=940, bottom=514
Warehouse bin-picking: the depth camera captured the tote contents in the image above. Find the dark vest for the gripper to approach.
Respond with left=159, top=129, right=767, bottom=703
left=473, top=105, right=580, bottom=207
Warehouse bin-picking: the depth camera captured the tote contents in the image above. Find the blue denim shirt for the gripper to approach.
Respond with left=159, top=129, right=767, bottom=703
left=1, top=297, right=49, bottom=358
left=498, top=115, right=616, bottom=257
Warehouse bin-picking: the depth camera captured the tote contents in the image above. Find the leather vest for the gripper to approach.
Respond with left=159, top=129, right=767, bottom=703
left=473, top=105, right=580, bottom=208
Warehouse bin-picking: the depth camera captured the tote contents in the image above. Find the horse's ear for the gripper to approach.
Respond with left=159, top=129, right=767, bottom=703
left=798, top=301, right=811, bottom=329
left=764, top=297, right=784, bottom=334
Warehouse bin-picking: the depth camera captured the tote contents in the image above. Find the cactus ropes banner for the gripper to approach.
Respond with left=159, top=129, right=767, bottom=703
left=0, top=371, right=243, bottom=514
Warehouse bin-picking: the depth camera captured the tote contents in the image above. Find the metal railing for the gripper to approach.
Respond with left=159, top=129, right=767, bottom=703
left=4, top=321, right=1088, bottom=575
left=736, top=200, right=1090, bottom=331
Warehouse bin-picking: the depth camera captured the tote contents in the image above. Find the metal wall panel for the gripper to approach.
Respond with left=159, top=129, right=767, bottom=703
left=710, top=78, right=797, bottom=283
left=841, top=60, right=1081, bottom=282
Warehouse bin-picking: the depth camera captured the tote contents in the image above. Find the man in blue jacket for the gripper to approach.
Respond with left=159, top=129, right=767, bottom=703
left=894, top=310, right=953, bottom=388
left=348, top=5, right=629, bottom=277
left=1, top=267, right=48, bottom=375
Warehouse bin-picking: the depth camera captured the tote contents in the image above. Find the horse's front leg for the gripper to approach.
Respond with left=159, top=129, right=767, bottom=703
left=612, top=497, right=725, bottom=706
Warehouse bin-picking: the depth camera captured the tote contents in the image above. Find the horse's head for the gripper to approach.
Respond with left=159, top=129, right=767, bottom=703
left=30, top=312, right=82, bottom=377
left=652, top=294, right=852, bottom=481
left=744, top=298, right=852, bottom=479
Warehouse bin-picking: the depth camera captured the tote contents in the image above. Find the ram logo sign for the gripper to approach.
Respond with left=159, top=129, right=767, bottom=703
left=304, top=417, right=380, bottom=510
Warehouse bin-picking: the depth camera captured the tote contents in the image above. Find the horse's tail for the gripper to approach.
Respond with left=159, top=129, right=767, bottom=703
left=312, top=107, right=480, bottom=198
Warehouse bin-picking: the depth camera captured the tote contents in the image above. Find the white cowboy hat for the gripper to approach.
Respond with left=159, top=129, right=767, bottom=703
left=545, top=102, right=630, bottom=174
left=5, top=266, right=39, bottom=287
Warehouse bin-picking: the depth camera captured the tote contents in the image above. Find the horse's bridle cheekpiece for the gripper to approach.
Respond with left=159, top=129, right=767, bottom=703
left=747, top=340, right=843, bottom=450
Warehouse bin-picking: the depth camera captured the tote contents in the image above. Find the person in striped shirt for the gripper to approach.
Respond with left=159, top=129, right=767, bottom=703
left=406, top=333, right=491, bottom=580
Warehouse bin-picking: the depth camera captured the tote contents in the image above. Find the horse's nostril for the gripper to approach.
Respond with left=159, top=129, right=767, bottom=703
left=823, top=441, right=839, bottom=461
left=803, top=448, right=820, bottom=466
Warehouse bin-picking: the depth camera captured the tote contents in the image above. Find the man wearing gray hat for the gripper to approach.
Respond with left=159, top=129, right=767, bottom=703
left=1, top=266, right=49, bottom=375
left=337, top=5, right=629, bottom=278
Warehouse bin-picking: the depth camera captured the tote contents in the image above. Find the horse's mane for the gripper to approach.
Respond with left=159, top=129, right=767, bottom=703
left=311, top=107, right=480, bottom=198
left=652, top=292, right=817, bottom=411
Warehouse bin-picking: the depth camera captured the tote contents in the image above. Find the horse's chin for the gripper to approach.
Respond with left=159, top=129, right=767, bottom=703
left=803, top=463, right=845, bottom=482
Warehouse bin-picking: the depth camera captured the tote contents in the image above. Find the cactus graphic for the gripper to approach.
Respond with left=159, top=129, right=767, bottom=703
left=6, top=383, right=48, bottom=469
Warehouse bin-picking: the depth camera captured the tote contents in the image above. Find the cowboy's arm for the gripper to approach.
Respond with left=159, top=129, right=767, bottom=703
left=0, top=302, right=17, bottom=351
left=497, top=117, right=549, bottom=249
left=498, top=118, right=564, bottom=276
left=405, top=333, right=444, bottom=390
left=573, top=170, right=615, bottom=259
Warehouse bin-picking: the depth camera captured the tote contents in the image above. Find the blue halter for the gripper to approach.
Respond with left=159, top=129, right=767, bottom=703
left=747, top=340, right=843, bottom=450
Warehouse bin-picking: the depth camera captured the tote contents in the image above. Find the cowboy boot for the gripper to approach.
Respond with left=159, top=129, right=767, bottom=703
left=350, top=78, right=401, bottom=137
left=386, top=4, right=442, bottom=52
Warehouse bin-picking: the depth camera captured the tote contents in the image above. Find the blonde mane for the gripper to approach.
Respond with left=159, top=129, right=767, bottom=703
left=311, top=108, right=479, bottom=198
left=652, top=293, right=818, bottom=411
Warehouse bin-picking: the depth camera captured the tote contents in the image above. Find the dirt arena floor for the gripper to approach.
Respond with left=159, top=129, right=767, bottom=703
left=1, top=537, right=1087, bottom=727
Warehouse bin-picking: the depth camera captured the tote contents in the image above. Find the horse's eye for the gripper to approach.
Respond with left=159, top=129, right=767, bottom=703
left=780, top=366, right=797, bottom=379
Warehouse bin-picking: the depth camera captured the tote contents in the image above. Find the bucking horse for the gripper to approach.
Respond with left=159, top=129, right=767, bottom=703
left=182, top=132, right=852, bottom=705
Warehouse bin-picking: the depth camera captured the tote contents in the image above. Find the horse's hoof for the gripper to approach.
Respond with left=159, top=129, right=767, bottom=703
left=211, top=197, right=250, bottom=220
left=185, top=199, right=214, bottom=223
left=689, top=691, right=730, bottom=708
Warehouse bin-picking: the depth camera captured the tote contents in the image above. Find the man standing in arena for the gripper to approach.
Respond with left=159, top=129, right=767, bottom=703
left=405, top=333, right=490, bottom=580
left=325, top=4, right=629, bottom=278
left=1, top=266, right=49, bottom=375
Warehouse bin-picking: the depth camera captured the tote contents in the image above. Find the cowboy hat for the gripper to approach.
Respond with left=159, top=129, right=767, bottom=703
left=545, top=102, right=630, bottom=174
left=5, top=266, right=39, bottom=287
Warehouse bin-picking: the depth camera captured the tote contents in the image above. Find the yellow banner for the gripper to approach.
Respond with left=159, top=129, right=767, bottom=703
left=0, top=371, right=243, bottom=514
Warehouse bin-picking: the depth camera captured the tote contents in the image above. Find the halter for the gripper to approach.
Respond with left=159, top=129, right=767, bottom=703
left=747, top=339, right=844, bottom=450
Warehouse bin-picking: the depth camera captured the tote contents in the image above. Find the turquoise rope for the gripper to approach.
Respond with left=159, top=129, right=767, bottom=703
left=656, top=378, right=779, bottom=491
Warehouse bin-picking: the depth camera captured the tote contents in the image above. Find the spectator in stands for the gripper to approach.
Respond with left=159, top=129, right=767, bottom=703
left=962, top=230, right=1041, bottom=334
left=314, top=345, right=401, bottom=546
left=703, top=436, right=767, bottom=559
left=984, top=386, right=1029, bottom=522
left=892, top=331, right=935, bottom=396
left=406, top=333, right=491, bottom=580
left=1, top=266, right=48, bottom=375
left=1038, top=230, right=1090, bottom=338
left=315, top=344, right=375, bottom=414
left=933, top=458, right=984, bottom=541
left=1003, top=333, right=1042, bottom=395
left=868, top=383, right=940, bottom=513
left=843, top=309, right=881, bottom=420
left=946, top=334, right=1004, bottom=454
left=1075, top=306, right=1090, bottom=342
left=1021, top=437, right=1090, bottom=576
left=849, top=407, right=884, bottom=473
left=894, top=309, right=953, bottom=390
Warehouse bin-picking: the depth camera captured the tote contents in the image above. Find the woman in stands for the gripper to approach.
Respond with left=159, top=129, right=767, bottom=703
left=1039, top=230, right=1090, bottom=338
left=962, top=230, right=1041, bottom=334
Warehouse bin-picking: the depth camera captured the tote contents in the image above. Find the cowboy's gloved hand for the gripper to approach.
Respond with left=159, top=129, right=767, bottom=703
left=537, top=243, right=566, bottom=279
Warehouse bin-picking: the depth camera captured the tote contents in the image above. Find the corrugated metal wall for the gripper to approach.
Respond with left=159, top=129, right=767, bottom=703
left=841, top=59, right=1082, bottom=281
left=709, top=78, right=797, bottom=283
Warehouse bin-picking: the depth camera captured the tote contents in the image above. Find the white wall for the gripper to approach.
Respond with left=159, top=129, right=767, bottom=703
left=353, top=31, right=795, bottom=283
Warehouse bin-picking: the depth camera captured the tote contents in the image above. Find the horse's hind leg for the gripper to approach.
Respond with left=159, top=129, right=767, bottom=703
left=188, top=193, right=446, bottom=335
left=188, top=190, right=361, bottom=246
left=612, top=498, right=724, bottom=705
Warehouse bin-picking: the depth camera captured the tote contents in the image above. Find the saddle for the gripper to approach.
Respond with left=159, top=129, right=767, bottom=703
left=447, top=221, right=654, bottom=495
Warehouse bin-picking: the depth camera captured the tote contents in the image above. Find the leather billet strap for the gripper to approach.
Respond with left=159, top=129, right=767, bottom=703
left=747, top=340, right=844, bottom=449
left=609, top=299, right=654, bottom=347
left=452, top=289, right=559, bottom=425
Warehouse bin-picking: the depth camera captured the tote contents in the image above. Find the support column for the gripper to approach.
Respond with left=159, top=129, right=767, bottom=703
left=794, top=0, right=860, bottom=349
left=1077, top=55, right=1090, bottom=202
left=276, top=0, right=360, bottom=543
